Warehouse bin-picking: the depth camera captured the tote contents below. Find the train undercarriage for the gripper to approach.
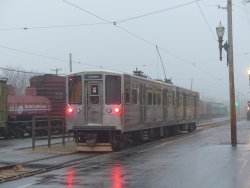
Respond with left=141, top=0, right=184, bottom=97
left=73, top=122, right=197, bottom=152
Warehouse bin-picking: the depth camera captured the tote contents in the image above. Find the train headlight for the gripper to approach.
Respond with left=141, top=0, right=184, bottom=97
left=106, top=108, right=112, bottom=113
left=106, top=106, right=121, bottom=114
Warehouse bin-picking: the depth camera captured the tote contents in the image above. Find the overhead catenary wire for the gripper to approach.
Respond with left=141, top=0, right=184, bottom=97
left=61, top=0, right=111, bottom=24
left=0, top=66, right=45, bottom=75
left=0, top=0, right=227, bottom=81
left=116, top=0, right=202, bottom=24
left=1, top=1, right=248, bottom=32
left=0, top=44, right=96, bottom=67
left=0, top=22, right=109, bottom=31
left=0, top=45, right=72, bottom=63
left=59, top=2, right=191, bottom=63
left=0, top=0, right=202, bottom=32
left=61, top=0, right=225, bottom=81
left=195, top=1, right=217, bottom=41
left=61, top=0, right=192, bottom=64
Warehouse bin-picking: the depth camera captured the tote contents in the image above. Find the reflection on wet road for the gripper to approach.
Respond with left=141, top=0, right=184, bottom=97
left=3, top=120, right=250, bottom=188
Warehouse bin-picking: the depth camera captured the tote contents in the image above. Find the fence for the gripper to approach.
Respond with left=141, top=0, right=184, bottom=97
left=32, top=116, right=66, bottom=150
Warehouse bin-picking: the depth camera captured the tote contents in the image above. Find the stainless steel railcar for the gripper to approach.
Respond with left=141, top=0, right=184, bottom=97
left=66, top=70, right=199, bottom=151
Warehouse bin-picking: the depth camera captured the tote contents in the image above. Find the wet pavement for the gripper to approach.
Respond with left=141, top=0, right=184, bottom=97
left=0, top=137, right=77, bottom=168
left=2, top=118, right=250, bottom=188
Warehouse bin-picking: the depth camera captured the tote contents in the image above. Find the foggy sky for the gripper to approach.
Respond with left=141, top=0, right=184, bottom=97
left=0, top=0, right=250, bottom=103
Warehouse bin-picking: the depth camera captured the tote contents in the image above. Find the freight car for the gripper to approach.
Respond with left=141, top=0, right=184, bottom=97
left=29, top=74, right=66, bottom=117
left=0, top=81, right=51, bottom=138
left=66, top=69, right=199, bottom=151
left=0, top=74, right=66, bottom=138
left=207, top=102, right=228, bottom=118
left=199, top=101, right=228, bottom=119
left=7, top=88, right=51, bottom=138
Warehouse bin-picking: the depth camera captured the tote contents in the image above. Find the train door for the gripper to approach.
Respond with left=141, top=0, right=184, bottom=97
left=86, top=81, right=103, bottom=125
left=139, top=85, right=146, bottom=123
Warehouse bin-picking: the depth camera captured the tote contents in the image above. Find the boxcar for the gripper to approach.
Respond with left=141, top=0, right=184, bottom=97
left=66, top=70, right=199, bottom=151
left=30, top=74, right=66, bottom=117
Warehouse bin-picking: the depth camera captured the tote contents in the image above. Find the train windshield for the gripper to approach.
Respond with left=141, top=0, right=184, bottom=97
left=68, top=75, right=82, bottom=105
left=105, top=75, right=121, bottom=105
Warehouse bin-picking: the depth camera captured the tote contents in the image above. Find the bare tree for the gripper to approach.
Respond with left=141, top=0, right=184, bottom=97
left=0, top=66, right=37, bottom=96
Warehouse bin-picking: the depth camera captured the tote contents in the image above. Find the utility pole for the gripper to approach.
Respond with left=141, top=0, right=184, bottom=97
left=51, top=68, right=62, bottom=75
left=227, top=0, right=237, bottom=146
left=69, top=53, right=72, bottom=73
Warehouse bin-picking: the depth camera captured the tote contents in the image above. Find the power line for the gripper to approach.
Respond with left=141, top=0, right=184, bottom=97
left=0, top=44, right=95, bottom=67
left=195, top=2, right=217, bottom=41
left=200, top=0, right=220, bottom=8
left=0, top=66, right=45, bottom=75
left=0, top=44, right=71, bottom=63
left=61, top=0, right=196, bottom=65
left=61, top=0, right=225, bottom=81
left=1, top=0, right=202, bottom=31
left=61, top=1, right=195, bottom=66
left=116, top=0, right=202, bottom=24
left=61, top=0, right=111, bottom=24
left=0, top=22, right=109, bottom=31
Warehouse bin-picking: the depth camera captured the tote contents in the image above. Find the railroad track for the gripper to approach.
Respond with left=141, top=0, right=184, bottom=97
left=0, top=152, right=100, bottom=183
left=0, top=119, right=229, bottom=183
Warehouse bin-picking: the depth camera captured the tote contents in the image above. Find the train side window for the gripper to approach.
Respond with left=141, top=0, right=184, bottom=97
left=68, top=75, right=82, bottom=105
left=186, top=96, right=194, bottom=107
left=163, top=90, right=167, bottom=106
left=157, top=93, right=161, bottom=105
left=179, top=95, right=183, bottom=107
left=125, top=82, right=130, bottom=104
left=167, top=93, right=172, bottom=106
left=105, top=75, right=121, bottom=105
left=153, top=93, right=157, bottom=106
left=148, top=92, right=152, bottom=106
left=132, top=88, right=138, bottom=105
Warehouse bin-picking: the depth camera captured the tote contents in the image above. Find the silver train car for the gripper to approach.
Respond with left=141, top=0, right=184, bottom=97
left=66, top=70, right=199, bottom=151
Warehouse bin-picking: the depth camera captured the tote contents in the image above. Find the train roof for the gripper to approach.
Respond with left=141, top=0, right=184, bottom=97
left=68, top=69, right=199, bottom=95
left=69, top=68, right=125, bottom=76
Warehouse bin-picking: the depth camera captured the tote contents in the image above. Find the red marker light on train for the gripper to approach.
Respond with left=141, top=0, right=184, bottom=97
left=114, top=107, right=120, bottom=113
left=114, top=107, right=121, bottom=113
left=69, top=77, right=74, bottom=82
left=67, top=106, right=74, bottom=114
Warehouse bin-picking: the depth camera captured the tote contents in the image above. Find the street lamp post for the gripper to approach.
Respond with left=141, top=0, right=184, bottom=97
left=216, top=19, right=237, bottom=146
